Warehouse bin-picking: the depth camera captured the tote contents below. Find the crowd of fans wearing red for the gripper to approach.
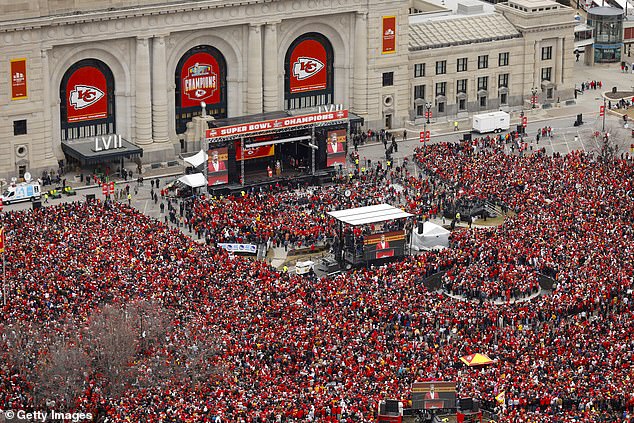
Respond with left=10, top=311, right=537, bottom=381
left=0, top=139, right=634, bottom=423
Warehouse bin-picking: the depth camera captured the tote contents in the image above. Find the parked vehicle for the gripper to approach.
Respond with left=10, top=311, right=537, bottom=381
left=47, top=188, right=62, bottom=199
left=0, top=182, right=41, bottom=204
left=472, top=111, right=510, bottom=133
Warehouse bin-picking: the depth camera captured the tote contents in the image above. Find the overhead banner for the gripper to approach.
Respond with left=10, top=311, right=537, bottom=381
left=207, top=110, right=348, bottom=140
left=208, top=146, right=228, bottom=186
left=326, top=129, right=347, bottom=167
left=235, top=142, right=275, bottom=161
left=382, top=16, right=396, bottom=54
left=66, top=65, right=108, bottom=123
left=10, top=59, right=27, bottom=100
left=289, top=38, right=328, bottom=93
left=180, top=51, right=221, bottom=108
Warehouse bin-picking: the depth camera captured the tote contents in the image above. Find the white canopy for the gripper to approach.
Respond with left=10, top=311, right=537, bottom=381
left=412, top=221, right=450, bottom=251
left=183, top=150, right=208, bottom=168
left=177, top=173, right=207, bottom=188
left=422, top=221, right=450, bottom=237
left=327, top=204, right=413, bottom=226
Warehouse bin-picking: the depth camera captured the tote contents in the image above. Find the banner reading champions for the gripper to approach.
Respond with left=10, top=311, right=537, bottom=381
left=65, top=66, right=109, bottom=123
left=180, top=52, right=221, bottom=109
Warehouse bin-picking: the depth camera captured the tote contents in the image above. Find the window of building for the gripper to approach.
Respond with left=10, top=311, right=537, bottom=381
left=478, top=55, right=489, bottom=69
left=416, top=104, right=425, bottom=116
left=498, top=74, right=509, bottom=88
left=541, top=67, right=552, bottom=81
left=438, top=101, right=445, bottom=113
left=480, top=96, right=487, bottom=107
left=382, top=72, right=394, bottom=87
left=457, top=58, right=468, bottom=72
left=13, top=119, right=27, bottom=136
left=436, top=60, right=447, bottom=75
left=499, top=52, right=509, bottom=66
left=542, top=46, right=552, bottom=60
left=435, top=82, right=447, bottom=96
left=477, top=76, right=488, bottom=91
left=414, top=63, right=425, bottom=78
left=500, top=93, right=508, bottom=105
left=458, top=98, right=467, bottom=111
left=457, top=79, right=467, bottom=93
left=414, top=84, right=426, bottom=100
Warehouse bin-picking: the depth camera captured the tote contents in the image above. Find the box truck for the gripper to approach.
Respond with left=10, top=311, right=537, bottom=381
left=472, top=111, right=510, bottom=133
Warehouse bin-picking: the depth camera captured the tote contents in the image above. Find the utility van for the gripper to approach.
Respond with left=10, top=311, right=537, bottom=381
left=1, top=182, right=41, bottom=204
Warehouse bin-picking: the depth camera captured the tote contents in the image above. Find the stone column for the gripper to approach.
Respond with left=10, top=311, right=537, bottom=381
left=247, top=23, right=263, bottom=114
left=555, top=37, right=564, bottom=85
left=263, top=22, right=279, bottom=112
left=533, top=40, right=540, bottom=89
left=152, top=35, right=170, bottom=143
left=354, top=12, right=368, bottom=115
left=135, top=37, right=153, bottom=145
left=41, top=48, right=55, bottom=160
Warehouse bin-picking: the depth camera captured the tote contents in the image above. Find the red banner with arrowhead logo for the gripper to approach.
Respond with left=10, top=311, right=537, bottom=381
left=235, top=142, right=275, bottom=161
left=180, top=52, right=221, bottom=108
left=66, top=66, right=108, bottom=123
left=289, top=39, right=328, bottom=93
left=382, top=16, right=396, bottom=54
left=10, top=59, right=27, bottom=100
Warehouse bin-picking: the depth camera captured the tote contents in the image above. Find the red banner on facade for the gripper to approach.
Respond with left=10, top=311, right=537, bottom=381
left=382, top=16, right=396, bottom=54
left=208, top=147, right=229, bottom=186
left=10, top=59, right=27, bottom=100
left=207, top=110, right=348, bottom=140
left=326, top=129, right=347, bottom=167
left=0, top=228, right=4, bottom=253
left=289, top=38, right=328, bottom=93
left=235, top=143, right=275, bottom=161
left=180, top=52, right=221, bottom=108
left=66, top=66, right=108, bottom=123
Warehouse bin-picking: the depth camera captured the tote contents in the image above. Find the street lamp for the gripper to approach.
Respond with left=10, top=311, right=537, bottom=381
left=425, top=101, right=433, bottom=124
left=531, top=87, right=538, bottom=109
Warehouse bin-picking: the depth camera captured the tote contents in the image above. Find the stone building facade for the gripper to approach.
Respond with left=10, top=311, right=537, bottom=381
left=0, top=0, right=574, bottom=180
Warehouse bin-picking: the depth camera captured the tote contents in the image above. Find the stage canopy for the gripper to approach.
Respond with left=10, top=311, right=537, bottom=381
left=183, top=150, right=207, bottom=168
left=177, top=173, right=206, bottom=188
left=460, top=353, right=496, bottom=367
left=327, top=204, right=413, bottom=226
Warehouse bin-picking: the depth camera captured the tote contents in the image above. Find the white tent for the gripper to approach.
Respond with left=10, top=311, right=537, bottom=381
left=412, top=221, right=450, bottom=251
left=177, top=173, right=207, bottom=188
left=183, top=150, right=208, bottom=168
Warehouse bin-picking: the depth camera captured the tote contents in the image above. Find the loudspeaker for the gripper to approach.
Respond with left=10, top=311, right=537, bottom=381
left=576, top=114, right=583, bottom=125
left=385, top=400, right=399, bottom=413
left=86, top=194, right=96, bottom=203
left=418, top=221, right=424, bottom=234
left=463, top=133, right=472, bottom=141
left=32, top=200, right=42, bottom=210
left=459, top=398, right=474, bottom=410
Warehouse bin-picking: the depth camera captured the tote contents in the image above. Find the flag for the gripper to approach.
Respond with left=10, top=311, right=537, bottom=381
left=495, top=391, right=505, bottom=404
left=0, top=228, right=4, bottom=253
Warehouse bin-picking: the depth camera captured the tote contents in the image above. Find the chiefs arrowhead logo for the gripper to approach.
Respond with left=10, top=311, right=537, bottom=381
left=292, top=57, right=325, bottom=80
left=69, top=85, right=105, bottom=110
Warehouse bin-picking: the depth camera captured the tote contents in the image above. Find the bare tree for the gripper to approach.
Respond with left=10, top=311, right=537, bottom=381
left=35, top=339, right=89, bottom=410
left=80, top=305, right=136, bottom=397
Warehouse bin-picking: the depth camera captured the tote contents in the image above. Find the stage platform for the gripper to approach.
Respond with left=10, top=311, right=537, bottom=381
left=209, top=168, right=336, bottom=195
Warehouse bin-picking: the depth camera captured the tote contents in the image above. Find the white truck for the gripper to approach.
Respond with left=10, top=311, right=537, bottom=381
left=1, top=182, right=42, bottom=204
left=472, top=111, right=510, bottom=133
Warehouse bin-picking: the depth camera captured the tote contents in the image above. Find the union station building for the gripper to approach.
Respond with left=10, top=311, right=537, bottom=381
left=0, top=0, right=576, bottom=179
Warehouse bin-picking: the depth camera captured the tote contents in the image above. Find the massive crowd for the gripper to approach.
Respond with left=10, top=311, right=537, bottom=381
left=0, top=138, right=634, bottom=423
